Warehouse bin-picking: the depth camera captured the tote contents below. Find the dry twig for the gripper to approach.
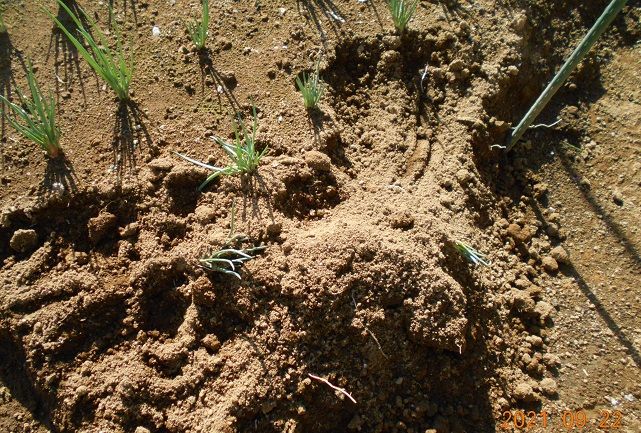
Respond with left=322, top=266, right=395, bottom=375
left=308, top=373, right=357, bottom=404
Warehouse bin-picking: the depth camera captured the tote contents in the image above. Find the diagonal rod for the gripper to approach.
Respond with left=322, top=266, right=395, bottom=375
left=507, top=0, right=628, bottom=151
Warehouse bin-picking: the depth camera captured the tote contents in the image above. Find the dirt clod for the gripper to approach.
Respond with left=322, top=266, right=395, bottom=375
left=507, top=223, right=532, bottom=243
left=550, top=246, right=569, bottom=264
left=612, top=190, right=624, bottom=205
left=88, top=212, right=118, bottom=244
left=539, top=378, right=558, bottom=397
left=304, top=150, right=331, bottom=172
left=541, top=256, right=559, bottom=273
left=9, top=229, right=38, bottom=253
left=513, top=382, right=540, bottom=403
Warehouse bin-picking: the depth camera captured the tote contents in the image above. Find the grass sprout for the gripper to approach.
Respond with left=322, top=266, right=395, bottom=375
left=0, top=62, right=62, bottom=158
left=199, top=245, right=267, bottom=279
left=296, top=61, right=324, bottom=110
left=187, top=0, right=209, bottom=50
left=175, top=104, right=267, bottom=191
left=455, top=240, right=490, bottom=267
left=387, top=0, right=418, bottom=32
left=46, top=0, right=133, bottom=101
left=0, top=10, right=6, bottom=34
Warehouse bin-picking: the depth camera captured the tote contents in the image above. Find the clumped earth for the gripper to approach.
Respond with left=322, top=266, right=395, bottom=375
left=0, top=1, right=639, bottom=433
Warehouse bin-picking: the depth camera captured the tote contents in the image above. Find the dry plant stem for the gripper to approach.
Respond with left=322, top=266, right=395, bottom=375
left=507, top=0, right=628, bottom=150
left=308, top=374, right=357, bottom=404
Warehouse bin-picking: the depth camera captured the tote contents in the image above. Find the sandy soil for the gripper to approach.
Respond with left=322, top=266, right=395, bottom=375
left=0, top=1, right=639, bottom=432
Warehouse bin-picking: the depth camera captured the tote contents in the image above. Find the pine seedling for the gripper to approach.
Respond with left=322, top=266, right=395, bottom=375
left=0, top=62, right=62, bottom=158
left=175, top=104, right=267, bottom=191
left=187, top=0, right=209, bottom=50
left=46, top=0, right=133, bottom=101
left=455, top=240, right=490, bottom=267
left=199, top=245, right=266, bottom=279
left=296, top=61, right=324, bottom=110
left=387, top=0, right=418, bottom=32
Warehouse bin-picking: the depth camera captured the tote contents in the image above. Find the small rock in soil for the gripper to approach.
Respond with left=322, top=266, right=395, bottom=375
left=612, top=190, right=623, bottom=205
left=267, top=222, right=282, bottom=237
left=191, top=276, right=216, bottom=306
left=201, top=334, right=221, bottom=352
left=550, top=246, right=569, bottom=264
left=546, top=223, right=560, bottom=238
left=304, top=150, right=331, bottom=172
left=539, top=378, right=558, bottom=396
left=534, top=301, right=554, bottom=321
left=9, top=229, right=38, bottom=253
left=195, top=205, right=217, bottom=224
left=390, top=211, right=414, bottom=230
left=541, top=256, right=558, bottom=273
left=513, top=382, right=540, bottom=403
left=88, top=212, right=117, bottom=244
left=507, top=223, right=531, bottom=243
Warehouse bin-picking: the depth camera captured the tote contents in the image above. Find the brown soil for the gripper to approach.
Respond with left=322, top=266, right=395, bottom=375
left=0, top=1, right=639, bottom=433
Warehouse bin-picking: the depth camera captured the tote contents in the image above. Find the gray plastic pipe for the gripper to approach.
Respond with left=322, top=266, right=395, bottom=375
left=507, top=0, right=629, bottom=151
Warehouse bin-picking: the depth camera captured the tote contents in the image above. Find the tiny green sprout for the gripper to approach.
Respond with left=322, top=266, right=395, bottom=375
left=199, top=245, right=267, bottom=279
left=175, top=104, right=267, bottom=191
left=0, top=62, right=62, bottom=158
left=46, top=0, right=133, bottom=101
left=387, top=0, right=418, bottom=32
left=455, top=240, right=490, bottom=267
left=0, top=11, right=6, bottom=34
left=295, top=61, right=324, bottom=110
left=187, top=0, right=209, bottom=50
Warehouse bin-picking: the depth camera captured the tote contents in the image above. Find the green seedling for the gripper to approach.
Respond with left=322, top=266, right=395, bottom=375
left=296, top=61, right=324, bottom=110
left=387, top=0, right=418, bottom=32
left=46, top=0, right=133, bottom=101
left=199, top=245, right=267, bottom=279
left=0, top=11, right=6, bottom=34
left=455, top=240, right=490, bottom=267
left=187, top=0, right=209, bottom=50
left=0, top=62, right=62, bottom=158
left=175, top=104, right=267, bottom=191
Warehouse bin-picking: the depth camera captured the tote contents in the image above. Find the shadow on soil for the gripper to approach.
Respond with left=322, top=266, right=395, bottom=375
left=40, top=155, right=79, bottom=195
left=296, top=0, right=346, bottom=43
left=107, top=0, right=138, bottom=24
left=0, top=30, right=26, bottom=166
left=46, top=0, right=88, bottom=105
left=197, top=49, right=241, bottom=114
left=528, top=190, right=641, bottom=369
left=0, top=330, right=58, bottom=432
left=112, top=99, right=151, bottom=175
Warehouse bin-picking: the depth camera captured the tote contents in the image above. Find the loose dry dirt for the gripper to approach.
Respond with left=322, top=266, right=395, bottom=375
left=0, top=1, right=639, bottom=433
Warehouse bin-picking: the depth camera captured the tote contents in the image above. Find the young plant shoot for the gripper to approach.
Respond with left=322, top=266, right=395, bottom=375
left=296, top=62, right=324, bottom=110
left=176, top=104, right=267, bottom=191
left=455, top=240, right=490, bottom=267
left=388, top=0, right=418, bottom=32
left=0, top=62, right=62, bottom=158
left=188, top=0, right=209, bottom=50
left=47, top=0, right=133, bottom=101
left=199, top=245, right=266, bottom=279
left=0, top=11, right=6, bottom=34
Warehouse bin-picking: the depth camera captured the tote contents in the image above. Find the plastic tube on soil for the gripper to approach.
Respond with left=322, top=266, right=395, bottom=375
left=507, top=0, right=629, bottom=151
